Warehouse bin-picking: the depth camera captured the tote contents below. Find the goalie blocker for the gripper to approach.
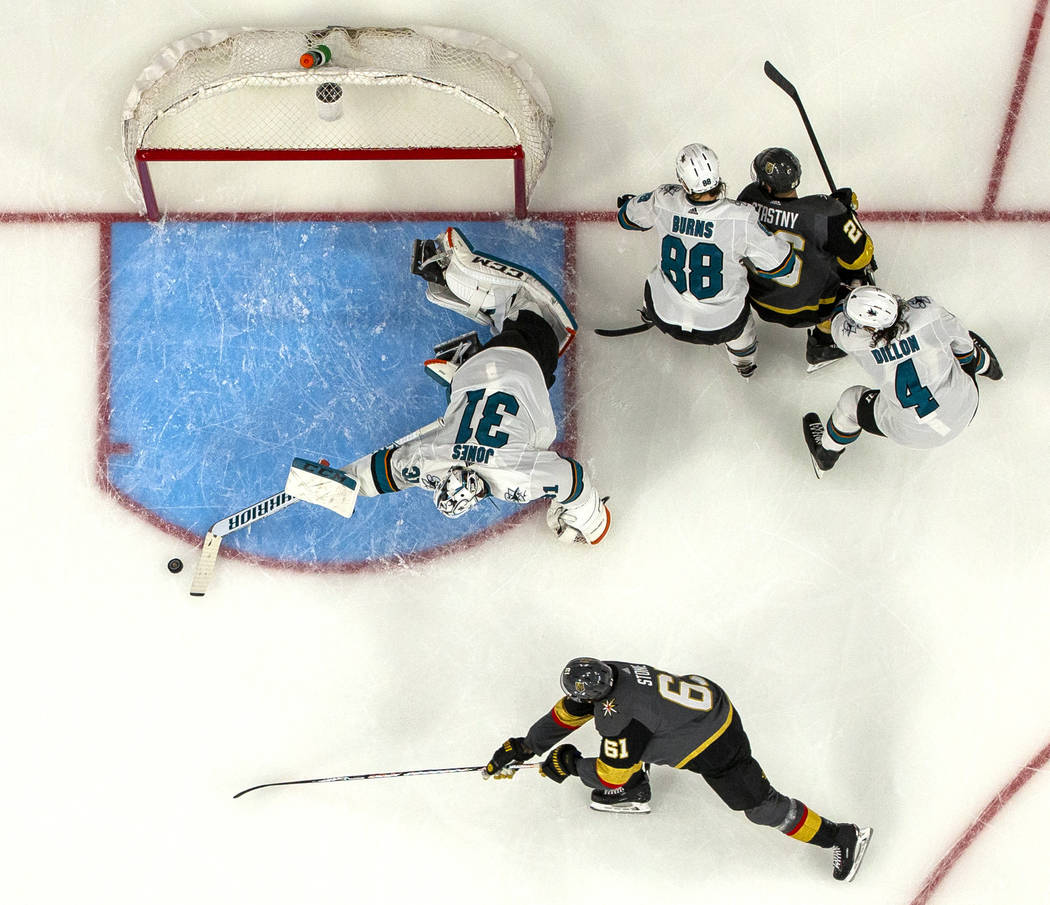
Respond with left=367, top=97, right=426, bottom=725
left=284, top=458, right=359, bottom=518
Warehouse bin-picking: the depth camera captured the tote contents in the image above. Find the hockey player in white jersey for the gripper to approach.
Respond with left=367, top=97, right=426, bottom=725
left=616, top=143, right=800, bottom=378
left=313, top=228, right=610, bottom=545
left=803, top=286, right=1002, bottom=475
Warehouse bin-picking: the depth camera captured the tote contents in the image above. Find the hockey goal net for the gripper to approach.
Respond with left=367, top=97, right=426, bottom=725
left=122, top=26, right=555, bottom=218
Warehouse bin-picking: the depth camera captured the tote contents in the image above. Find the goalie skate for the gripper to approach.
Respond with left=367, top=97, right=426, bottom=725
left=424, top=331, right=482, bottom=389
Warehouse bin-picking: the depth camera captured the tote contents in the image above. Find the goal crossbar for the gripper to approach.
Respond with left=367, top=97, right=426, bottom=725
left=122, top=26, right=552, bottom=218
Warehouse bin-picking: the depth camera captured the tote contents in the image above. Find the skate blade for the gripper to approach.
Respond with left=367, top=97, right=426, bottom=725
left=844, top=826, right=873, bottom=883
left=589, top=800, right=651, bottom=814
left=808, top=454, right=825, bottom=480
left=805, top=358, right=842, bottom=373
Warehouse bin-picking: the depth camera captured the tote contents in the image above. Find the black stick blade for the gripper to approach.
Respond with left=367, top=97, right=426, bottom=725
left=594, top=321, right=654, bottom=337
left=763, top=60, right=798, bottom=99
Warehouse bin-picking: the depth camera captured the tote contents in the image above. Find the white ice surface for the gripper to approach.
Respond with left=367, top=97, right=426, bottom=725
left=2, top=2, right=1049, bottom=904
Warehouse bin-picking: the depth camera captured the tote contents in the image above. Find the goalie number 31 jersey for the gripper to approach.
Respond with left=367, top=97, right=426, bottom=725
left=349, top=346, right=591, bottom=507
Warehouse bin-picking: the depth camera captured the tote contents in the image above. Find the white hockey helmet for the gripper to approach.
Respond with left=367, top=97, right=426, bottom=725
left=434, top=466, right=488, bottom=518
left=844, top=286, right=900, bottom=330
left=676, top=143, right=721, bottom=194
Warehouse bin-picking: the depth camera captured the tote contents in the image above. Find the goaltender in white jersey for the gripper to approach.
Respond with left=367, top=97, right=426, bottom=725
left=288, top=227, right=610, bottom=545
left=616, top=144, right=800, bottom=378
left=802, top=286, right=1002, bottom=475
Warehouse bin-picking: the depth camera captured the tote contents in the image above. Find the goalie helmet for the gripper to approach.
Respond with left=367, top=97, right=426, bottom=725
left=844, top=286, right=900, bottom=330
left=751, top=147, right=801, bottom=195
left=433, top=466, right=488, bottom=519
left=676, top=143, right=721, bottom=194
left=560, top=657, right=615, bottom=702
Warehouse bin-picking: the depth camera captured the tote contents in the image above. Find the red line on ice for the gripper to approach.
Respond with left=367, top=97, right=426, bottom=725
left=908, top=741, right=1050, bottom=904
left=983, top=0, right=1048, bottom=213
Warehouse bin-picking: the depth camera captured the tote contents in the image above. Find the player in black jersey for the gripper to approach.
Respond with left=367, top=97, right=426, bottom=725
left=737, top=147, right=875, bottom=371
left=484, top=657, right=872, bottom=883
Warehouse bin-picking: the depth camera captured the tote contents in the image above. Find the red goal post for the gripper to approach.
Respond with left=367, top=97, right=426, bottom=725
left=121, top=26, right=555, bottom=219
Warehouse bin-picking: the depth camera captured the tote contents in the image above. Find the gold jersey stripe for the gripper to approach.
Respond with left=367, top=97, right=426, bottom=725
left=838, top=235, right=875, bottom=271
left=552, top=698, right=593, bottom=729
left=751, top=293, right=838, bottom=316
left=596, top=759, right=642, bottom=786
left=674, top=702, right=735, bottom=769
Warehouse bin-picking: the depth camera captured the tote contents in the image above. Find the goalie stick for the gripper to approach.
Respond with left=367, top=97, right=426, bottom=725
left=188, top=418, right=443, bottom=597
left=233, top=762, right=540, bottom=798
left=763, top=60, right=838, bottom=192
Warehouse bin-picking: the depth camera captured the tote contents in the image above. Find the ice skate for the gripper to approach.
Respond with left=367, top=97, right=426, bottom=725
left=969, top=331, right=1003, bottom=381
left=832, top=824, right=872, bottom=882
left=590, top=766, right=651, bottom=814
left=424, top=332, right=482, bottom=389
left=802, top=412, right=842, bottom=478
left=805, top=327, right=846, bottom=372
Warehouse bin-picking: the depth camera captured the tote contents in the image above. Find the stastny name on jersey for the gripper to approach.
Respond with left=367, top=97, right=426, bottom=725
left=753, top=204, right=800, bottom=231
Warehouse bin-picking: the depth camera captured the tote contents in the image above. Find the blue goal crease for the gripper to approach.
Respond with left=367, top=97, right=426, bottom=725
left=105, top=219, right=569, bottom=566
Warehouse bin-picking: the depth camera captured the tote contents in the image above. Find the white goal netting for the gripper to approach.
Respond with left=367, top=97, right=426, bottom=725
left=122, top=26, right=555, bottom=216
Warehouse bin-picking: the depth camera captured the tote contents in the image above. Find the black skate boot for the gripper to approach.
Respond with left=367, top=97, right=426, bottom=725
left=968, top=331, right=1003, bottom=381
left=410, top=238, right=450, bottom=285
left=802, top=413, right=842, bottom=478
left=805, top=327, right=847, bottom=372
left=590, top=765, right=651, bottom=814
left=424, top=331, right=482, bottom=389
left=832, top=823, right=873, bottom=882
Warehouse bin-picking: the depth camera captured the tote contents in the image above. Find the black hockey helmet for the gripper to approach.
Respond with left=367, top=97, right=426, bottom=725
left=752, top=147, right=802, bottom=195
left=560, top=658, right=614, bottom=702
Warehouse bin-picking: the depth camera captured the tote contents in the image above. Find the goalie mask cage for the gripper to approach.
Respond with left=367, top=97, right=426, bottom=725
left=121, top=26, right=555, bottom=219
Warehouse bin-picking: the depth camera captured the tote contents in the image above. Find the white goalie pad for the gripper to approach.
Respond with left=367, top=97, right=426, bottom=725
left=285, top=458, right=359, bottom=518
left=427, top=227, right=577, bottom=353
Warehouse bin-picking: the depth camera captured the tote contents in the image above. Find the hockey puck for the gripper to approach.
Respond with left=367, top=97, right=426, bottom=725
left=167, top=557, right=184, bottom=574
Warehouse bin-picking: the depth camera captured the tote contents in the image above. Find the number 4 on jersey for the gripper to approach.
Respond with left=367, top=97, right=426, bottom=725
left=895, top=358, right=939, bottom=417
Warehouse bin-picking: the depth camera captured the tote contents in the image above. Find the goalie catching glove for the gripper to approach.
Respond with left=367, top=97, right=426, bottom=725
left=484, top=737, right=533, bottom=779
left=546, top=485, right=611, bottom=545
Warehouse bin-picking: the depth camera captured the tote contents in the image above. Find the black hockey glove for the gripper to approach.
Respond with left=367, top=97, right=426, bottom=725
left=484, top=737, right=533, bottom=780
left=831, top=186, right=858, bottom=210
left=616, top=194, right=635, bottom=209
left=539, top=744, right=581, bottom=784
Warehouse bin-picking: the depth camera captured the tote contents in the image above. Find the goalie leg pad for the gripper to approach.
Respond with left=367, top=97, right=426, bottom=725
left=285, top=458, right=359, bottom=518
left=420, top=227, right=577, bottom=353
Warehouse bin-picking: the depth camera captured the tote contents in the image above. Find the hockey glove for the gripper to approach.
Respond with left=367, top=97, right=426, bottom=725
left=484, top=737, right=533, bottom=780
left=832, top=186, right=858, bottom=210
left=540, top=745, right=581, bottom=784
left=547, top=491, right=611, bottom=545
left=617, top=194, right=635, bottom=209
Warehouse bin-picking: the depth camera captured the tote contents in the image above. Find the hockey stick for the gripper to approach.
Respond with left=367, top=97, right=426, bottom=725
left=594, top=321, right=654, bottom=337
left=595, top=307, right=655, bottom=338
left=763, top=61, right=837, bottom=192
left=188, top=417, right=443, bottom=596
left=233, top=762, right=540, bottom=798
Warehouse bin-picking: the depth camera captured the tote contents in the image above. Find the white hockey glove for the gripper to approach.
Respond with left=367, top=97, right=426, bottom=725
left=546, top=489, right=611, bottom=545
left=285, top=458, right=359, bottom=517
